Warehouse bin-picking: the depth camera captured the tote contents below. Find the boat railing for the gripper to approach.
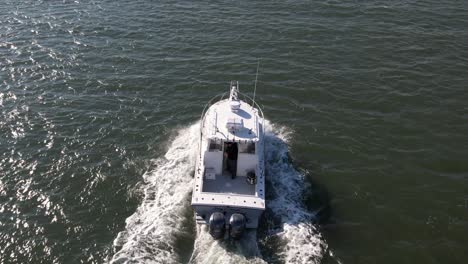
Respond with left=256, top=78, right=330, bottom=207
left=238, top=92, right=265, bottom=138
left=200, top=92, right=228, bottom=127
left=199, top=91, right=265, bottom=137
left=199, top=92, right=228, bottom=156
left=198, top=89, right=266, bottom=163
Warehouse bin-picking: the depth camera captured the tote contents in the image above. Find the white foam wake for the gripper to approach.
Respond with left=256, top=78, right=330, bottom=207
left=110, top=124, right=199, bottom=264
left=261, top=122, right=327, bottom=264
left=189, top=226, right=265, bottom=264
left=110, top=121, right=326, bottom=264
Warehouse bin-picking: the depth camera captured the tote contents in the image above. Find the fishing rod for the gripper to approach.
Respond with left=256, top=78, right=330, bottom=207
left=252, top=59, right=260, bottom=107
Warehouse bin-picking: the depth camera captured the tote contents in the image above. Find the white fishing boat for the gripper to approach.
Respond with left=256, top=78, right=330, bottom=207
left=191, top=81, right=265, bottom=239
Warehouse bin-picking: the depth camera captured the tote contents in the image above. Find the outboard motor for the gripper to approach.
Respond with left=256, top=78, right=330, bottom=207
left=209, top=212, right=226, bottom=239
left=229, top=213, right=246, bottom=239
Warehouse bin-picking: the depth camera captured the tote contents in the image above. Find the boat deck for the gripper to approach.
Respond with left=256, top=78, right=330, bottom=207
left=202, top=173, right=255, bottom=196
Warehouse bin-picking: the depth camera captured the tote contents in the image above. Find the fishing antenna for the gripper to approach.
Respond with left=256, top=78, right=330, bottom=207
left=252, top=60, right=260, bottom=107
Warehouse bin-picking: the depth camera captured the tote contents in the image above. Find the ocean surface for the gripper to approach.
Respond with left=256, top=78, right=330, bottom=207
left=1, top=0, right=468, bottom=263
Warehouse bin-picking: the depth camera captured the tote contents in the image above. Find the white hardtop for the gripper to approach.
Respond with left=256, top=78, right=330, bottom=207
left=203, top=99, right=261, bottom=142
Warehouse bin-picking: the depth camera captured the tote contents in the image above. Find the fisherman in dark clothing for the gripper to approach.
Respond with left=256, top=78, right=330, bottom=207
left=224, top=142, right=238, bottom=179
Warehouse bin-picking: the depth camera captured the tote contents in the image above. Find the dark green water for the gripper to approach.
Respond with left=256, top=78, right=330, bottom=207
left=1, top=0, right=468, bottom=263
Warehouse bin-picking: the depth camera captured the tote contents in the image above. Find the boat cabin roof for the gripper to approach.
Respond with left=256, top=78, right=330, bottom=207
left=203, top=99, right=260, bottom=142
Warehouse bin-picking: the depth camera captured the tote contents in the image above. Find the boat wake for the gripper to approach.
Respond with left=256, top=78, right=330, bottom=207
left=189, top=227, right=265, bottom=264
left=110, top=124, right=199, bottom=264
left=259, top=122, right=327, bottom=264
left=110, top=121, right=326, bottom=263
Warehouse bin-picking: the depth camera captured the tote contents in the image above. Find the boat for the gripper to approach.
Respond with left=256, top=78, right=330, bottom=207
left=191, top=81, right=265, bottom=239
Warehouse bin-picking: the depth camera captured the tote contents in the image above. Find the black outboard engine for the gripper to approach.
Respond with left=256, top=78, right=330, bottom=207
left=229, top=213, right=246, bottom=239
left=209, top=212, right=226, bottom=239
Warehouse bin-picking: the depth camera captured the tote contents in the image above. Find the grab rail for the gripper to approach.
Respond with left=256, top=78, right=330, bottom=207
left=198, top=87, right=266, bottom=163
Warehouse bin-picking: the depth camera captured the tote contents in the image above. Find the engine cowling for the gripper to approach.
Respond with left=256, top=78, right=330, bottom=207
left=229, top=213, right=246, bottom=239
left=209, top=212, right=225, bottom=239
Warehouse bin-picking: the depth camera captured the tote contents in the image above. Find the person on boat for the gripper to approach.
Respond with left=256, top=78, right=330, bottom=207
left=224, top=142, right=238, bottom=179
